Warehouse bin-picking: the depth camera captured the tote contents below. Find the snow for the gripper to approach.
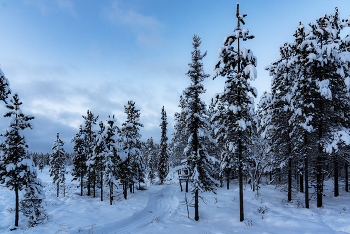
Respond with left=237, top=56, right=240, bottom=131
left=1, top=167, right=350, bottom=233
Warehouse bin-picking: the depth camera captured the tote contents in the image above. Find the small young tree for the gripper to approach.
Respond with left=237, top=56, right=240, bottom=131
left=0, top=93, right=34, bottom=228
left=145, top=137, right=157, bottom=184
left=20, top=159, right=47, bottom=227
left=158, top=106, right=169, bottom=184
left=50, top=133, right=66, bottom=197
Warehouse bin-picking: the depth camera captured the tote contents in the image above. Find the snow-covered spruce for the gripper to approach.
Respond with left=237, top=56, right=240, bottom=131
left=0, top=93, right=35, bottom=227
left=50, top=132, right=66, bottom=197
left=158, top=106, right=169, bottom=184
left=144, top=137, right=157, bottom=184
left=183, top=35, right=217, bottom=221
left=119, top=100, right=145, bottom=199
left=211, top=3, right=257, bottom=222
left=0, top=68, right=11, bottom=103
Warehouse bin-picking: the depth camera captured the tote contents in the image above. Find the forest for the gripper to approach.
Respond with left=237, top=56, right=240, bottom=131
left=1, top=4, right=350, bottom=233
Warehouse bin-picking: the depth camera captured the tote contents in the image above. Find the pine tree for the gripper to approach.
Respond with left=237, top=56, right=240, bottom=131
left=145, top=137, right=157, bottom=184
left=104, top=115, right=120, bottom=205
left=50, top=133, right=66, bottom=197
left=71, top=125, right=87, bottom=196
left=212, top=4, right=257, bottom=222
left=0, top=93, right=34, bottom=227
left=92, top=121, right=106, bottom=200
left=184, top=35, right=217, bottom=221
left=119, top=101, right=144, bottom=199
left=82, top=110, right=98, bottom=196
left=20, top=158, right=47, bottom=227
left=158, top=106, right=169, bottom=184
left=0, top=68, right=11, bottom=103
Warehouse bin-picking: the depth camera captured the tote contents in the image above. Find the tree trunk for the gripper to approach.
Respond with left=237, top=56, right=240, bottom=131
left=194, top=189, right=199, bottom=221
left=226, top=171, right=230, bottom=190
left=239, top=140, right=244, bottom=222
left=110, top=182, right=113, bottom=205
left=186, top=180, right=188, bottom=193
left=93, top=170, right=96, bottom=198
left=80, top=171, right=83, bottom=196
left=300, top=168, right=304, bottom=193
left=179, top=180, right=183, bottom=192
left=57, top=181, right=60, bottom=197
left=101, top=171, right=103, bottom=201
left=305, top=154, right=309, bottom=209
left=316, top=153, right=323, bottom=207
left=345, top=161, right=349, bottom=193
left=334, top=154, right=339, bottom=197
left=87, top=174, right=91, bottom=196
left=15, top=186, right=19, bottom=227
left=129, top=183, right=132, bottom=193
left=124, top=181, right=128, bottom=200
left=288, top=157, right=292, bottom=202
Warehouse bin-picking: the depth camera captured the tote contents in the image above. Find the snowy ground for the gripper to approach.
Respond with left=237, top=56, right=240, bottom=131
left=1, top=167, right=350, bottom=233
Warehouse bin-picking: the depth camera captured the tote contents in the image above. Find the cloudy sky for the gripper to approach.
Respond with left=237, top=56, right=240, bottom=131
left=0, top=0, right=349, bottom=153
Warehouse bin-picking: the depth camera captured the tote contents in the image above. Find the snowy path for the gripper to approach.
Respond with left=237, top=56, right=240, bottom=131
left=91, top=185, right=179, bottom=234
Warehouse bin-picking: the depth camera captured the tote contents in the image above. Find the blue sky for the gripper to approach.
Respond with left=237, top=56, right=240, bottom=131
left=0, top=0, right=350, bottom=153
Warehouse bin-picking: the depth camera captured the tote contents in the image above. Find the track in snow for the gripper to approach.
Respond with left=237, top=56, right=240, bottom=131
left=92, top=185, right=179, bottom=234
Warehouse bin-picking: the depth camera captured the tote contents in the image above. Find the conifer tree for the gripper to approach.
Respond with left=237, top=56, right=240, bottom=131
left=145, top=137, right=157, bottom=184
left=184, top=35, right=217, bottom=221
left=0, top=93, right=34, bottom=228
left=50, top=133, right=66, bottom=197
left=158, top=106, right=169, bottom=184
left=104, top=115, right=120, bottom=205
left=20, top=159, right=48, bottom=227
left=212, top=4, right=257, bottom=222
left=119, top=101, right=144, bottom=199
left=91, top=121, right=105, bottom=199
left=0, top=68, right=11, bottom=103
left=82, top=110, right=98, bottom=196
left=71, top=125, right=87, bottom=196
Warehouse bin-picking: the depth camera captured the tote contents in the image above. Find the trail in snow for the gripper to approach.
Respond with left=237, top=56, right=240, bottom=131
left=90, top=185, right=179, bottom=234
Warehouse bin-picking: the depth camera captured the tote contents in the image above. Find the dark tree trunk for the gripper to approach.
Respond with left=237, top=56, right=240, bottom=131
left=93, top=170, right=96, bottom=198
left=239, top=140, right=244, bottom=222
left=226, top=170, right=230, bottom=190
left=129, top=183, right=132, bottom=193
left=87, top=174, right=91, bottom=196
left=179, top=180, right=183, bottom=192
left=316, top=153, right=323, bottom=207
left=334, top=154, right=339, bottom=197
left=194, top=189, right=199, bottom=221
left=124, top=182, right=128, bottom=200
left=15, top=186, right=19, bottom=227
left=346, top=161, right=349, bottom=192
left=186, top=180, right=188, bottom=193
left=288, top=157, right=292, bottom=202
left=305, top=154, right=309, bottom=209
left=269, top=171, right=272, bottom=182
left=57, top=181, right=60, bottom=197
left=300, top=169, right=304, bottom=193
left=110, top=182, right=113, bottom=205
left=101, top=171, right=103, bottom=201
left=80, top=171, right=83, bottom=196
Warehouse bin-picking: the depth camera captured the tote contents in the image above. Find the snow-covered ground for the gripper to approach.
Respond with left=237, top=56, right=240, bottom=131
left=1, top=167, right=350, bottom=233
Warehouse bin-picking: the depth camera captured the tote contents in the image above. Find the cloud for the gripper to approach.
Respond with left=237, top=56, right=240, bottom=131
left=104, top=0, right=164, bottom=47
left=23, top=0, right=77, bottom=17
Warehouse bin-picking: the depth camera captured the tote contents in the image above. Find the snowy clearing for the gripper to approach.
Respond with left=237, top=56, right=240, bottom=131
left=0, top=167, right=350, bottom=233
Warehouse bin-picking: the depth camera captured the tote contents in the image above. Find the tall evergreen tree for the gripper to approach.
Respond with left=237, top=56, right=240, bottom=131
left=93, top=121, right=106, bottom=200
left=145, top=137, right=157, bottom=184
left=82, top=110, right=98, bottom=196
left=158, top=106, right=169, bottom=184
left=0, top=93, right=34, bottom=228
left=184, top=35, right=217, bottom=221
left=104, top=115, right=120, bottom=205
left=50, top=133, right=66, bottom=197
left=71, top=125, right=87, bottom=196
left=119, top=101, right=144, bottom=199
left=212, top=4, right=257, bottom=222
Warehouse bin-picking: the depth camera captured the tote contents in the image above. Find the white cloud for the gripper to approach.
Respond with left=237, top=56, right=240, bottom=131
left=104, top=0, right=164, bottom=47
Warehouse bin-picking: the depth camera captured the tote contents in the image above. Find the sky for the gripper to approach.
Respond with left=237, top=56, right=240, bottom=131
left=0, top=0, right=350, bottom=153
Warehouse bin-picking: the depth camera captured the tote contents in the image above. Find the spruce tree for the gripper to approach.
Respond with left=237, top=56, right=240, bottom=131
left=50, top=133, right=66, bottom=197
left=20, top=159, right=48, bottom=227
left=119, top=101, right=144, bottom=199
left=184, top=35, right=217, bottom=221
left=92, top=121, right=106, bottom=199
left=212, top=4, right=257, bottom=221
left=82, top=110, right=98, bottom=196
left=71, top=125, right=87, bottom=196
left=104, top=115, right=120, bottom=205
left=158, top=106, right=169, bottom=184
left=145, top=137, right=157, bottom=184
left=0, top=93, right=34, bottom=228
left=0, top=68, right=11, bottom=103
